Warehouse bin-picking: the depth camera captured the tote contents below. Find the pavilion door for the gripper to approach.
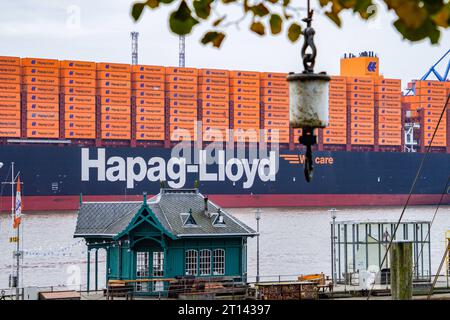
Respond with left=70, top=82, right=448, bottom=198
left=135, top=250, right=165, bottom=295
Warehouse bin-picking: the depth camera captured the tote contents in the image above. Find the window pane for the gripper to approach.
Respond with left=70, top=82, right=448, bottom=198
left=200, top=250, right=211, bottom=275
left=185, top=250, right=198, bottom=276
left=136, top=252, right=149, bottom=278
left=153, top=251, right=164, bottom=277
left=213, top=249, right=225, bottom=275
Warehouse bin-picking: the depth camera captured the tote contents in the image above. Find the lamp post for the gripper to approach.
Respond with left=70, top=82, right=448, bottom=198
left=329, top=208, right=338, bottom=285
left=255, top=208, right=262, bottom=284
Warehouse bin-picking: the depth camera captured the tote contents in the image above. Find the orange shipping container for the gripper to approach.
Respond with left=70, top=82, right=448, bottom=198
left=0, top=56, right=20, bottom=66
left=136, top=107, right=165, bottom=116
left=66, top=113, right=95, bottom=122
left=170, top=116, right=198, bottom=126
left=351, top=115, right=374, bottom=122
left=198, top=85, right=229, bottom=94
left=200, top=92, right=228, bottom=101
left=131, top=73, right=165, bottom=82
left=97, top=79, right=131, bottom=89
left=0, top=128, right=20, bottom=137
left=262, top=104, right=288, bottom=113
left=165, top=74, right=198, bottom=84
left=263, top=95, right=289, bottom=105
left=198, top=69, right=229, bottom=78
left=348, top=99, right=373, bottom=108
left=165, top=67, right=198, bottom=76
left=379, top=122, right=402, bottom=130
left=0, top=101, right=21, bottom=110
left=375, top=85, right=401, bottom=94
left=135, top=98, right=164, bottom=108
left=330, top=76, right=347, bottom=84
left=417, top=87, right=446, bottom=96
left=96, top=62, right=131, bottom=73
left=167, top=83, right=197, bottom=92
left=0, top=74, right=20, bottom=83
left=351, top=122, right=374, bottom=130
left=351, top=137, right=374, bottom=145
left=0, top=119, right=20, bottom=128
left=229, top=70, right=259, bottom=79
left=65, top=95, right=95, bottom=105
left=101, top=105, right=130, bottom=114
left=61, top=86, right=96, bottom=95
left=260, top=72, right=287, bottom=80
left=231, top=86, right=259, bottom=95
left=22, top=84, right=58, bottom=94
left=97, top=71, right=131, bottom=81
left=347, top=84, right=375, bottom=93
left=0, top=66, right=21, bottom=75
left=330, top=83, right=346, bottom=91
left=234, top=102, right=260, bottom=111
left=263, top=134, right=290, bottom=144
left=132, top=65, right=165, bottom=74
left=264, top=111, right=289, bottom=120
left=323, top=128, right=347, bottom=136
left=377, top=100, right=401, bottom=108
left=0, top=83, right=20, bottom=92
left=167, top=92, right=197, bottom=100
left=65, top=130, right=96, bottom=139
left=133, top=89, right=164, bottom=99
left=346, top=77, right=374, bottom=85
left=100, top=96, right=130, bottom=105
left=330, top=114, right=347, bottom=122
left=379, top=130, right=401, bottom=138
left=231, top=94, right=260, bottom=104
left=136, top=123, right=165, bottom=131
left=203, top=117, right=229, bottom=126
left=419, top=95, right=445, bottom=104
left=379, top=115, right=401, bottom=122
left=131, top=81, right=164, bottom=91
left=261, top=80, right=288, bottom=89
left=329, top=91, right=346, bottom=99
left=27, top=120, right=59, bottom=129
left=351, top=107, right=374, bottom=115
left=198, top=77, right=229, bottom=86
left=329, top=98, right=347, bottom=106
left=328, top=121, right=347, bottom=129
left=261, top=87, right=289, bottom=96
left=101, top=114, right=130, bottom=122
left=329, top=105, right=347, bottom=113
left=349, top=92, right=374, bottom=100
left=26, top=93, right=58, bottom=103
left=323, top=136, right=347, bottom=144
left=375, top=93, right=401, bottom=101
left=60, top=69, right=96, bottom=79
left=170, top=99, right=197, bottom=109
left=378, top=108, right=401, bottom=116
left=264, top=128, right=289, bottom=136
left=379, top=137, right=401, bottom=146
left=351, top=129, right=374, bottom=137
left=136, top=131, right=165, bottom=140
left=22, top=58, right=59, bottom=68
left=28, top=111, right=58, bottom=120
left=201, top=100, right=228, bottom=109
left=27, top=129, right=59, bottom=138
left=264, top=119, right=289, bottom=127
left=22, top=75, right=58, bottom=86
left=66, top=104, right=95, bottom=113
left=234, top=110, right=259, bottom=118
left=230, top=78, right=259, bottom=87
left=203, top=109, right=228, bottom=118
left=234, top=118, right=260, bottom=128
left=414, top=80, right=445, bottom=89
left=28, top=102, right=59, bottom=113
left=22, top=67, right=58, bottom=77
left=136, top=114, right=166, bottom=123
left=60, top=60, right=96, bottom=70
left=101, top=131, right=131, bottom=140
left=101, top=122, right=131, bottom=131
left=375, top=78, right=401, bottom=86
left=171, top=108, right=197, bottom=117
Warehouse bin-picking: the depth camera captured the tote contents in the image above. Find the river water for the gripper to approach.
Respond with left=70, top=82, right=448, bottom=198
left=0, top=206, right=449, bottom=290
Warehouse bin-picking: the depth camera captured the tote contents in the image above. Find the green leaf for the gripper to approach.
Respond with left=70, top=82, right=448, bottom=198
left=282, top=0, right=291, bottom=6
left=131, top=2, right=146, bottom=21
left=287, top=22, right=301, bottom=42
left=193, top=0, right=213, bottom=19
left=169, top=0, right=199, bottom=35
left=251, top=3, right=270, bottom=17
left=212, top=15, right=227, bottom=26
left=201, top=31, right=226, bottom=47
left=222, top=0, right=236, bottom=3
left=146, top=0, right=160, bottom=9
left=250, top=21, right=265, bottom=35
left=325, top=11, right=342, bottom=26
left=394, top=18, right=440, bottom=44
left=267, top=0, right=278, bottom=3
left=269, top=14, right=282, bottom=34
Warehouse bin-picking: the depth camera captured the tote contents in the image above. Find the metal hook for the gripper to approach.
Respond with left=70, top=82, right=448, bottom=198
left=301, top=1, right=316, bottom=73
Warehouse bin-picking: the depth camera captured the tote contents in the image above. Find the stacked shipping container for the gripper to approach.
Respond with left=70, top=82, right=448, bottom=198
left=22, top=58, right=60, bottom=139
left=0, top=56, right=21, bottom=138
left=97, top=62, right=131, bottom=140
left=324, top=76, right=347, bottom=145
left=132, top=65, right=166, bottom=141
left=200, top=68, right=230, bottom=142
left=261, top=72, right=290, bottom=143
left=61, top=60, right=97, bottom=139
left=376, top=78, right=402, bottom=146
left=166, top=67, right=198, bottom=141
left=230, top=71, right=260, bottom=143
left=347, top=77, right=375, bottom=145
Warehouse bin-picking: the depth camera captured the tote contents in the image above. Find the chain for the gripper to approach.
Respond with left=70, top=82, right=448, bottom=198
left=301, top=4, right=316, bottom=73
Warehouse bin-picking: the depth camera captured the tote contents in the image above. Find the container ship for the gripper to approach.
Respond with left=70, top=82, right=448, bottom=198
left=0, top=52, right=449, bottom=211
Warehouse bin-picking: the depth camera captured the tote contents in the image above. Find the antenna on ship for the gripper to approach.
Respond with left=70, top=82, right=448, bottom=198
left=179, top=35, right=185, bottom=67
left=131, top=31, right=139, bottom=65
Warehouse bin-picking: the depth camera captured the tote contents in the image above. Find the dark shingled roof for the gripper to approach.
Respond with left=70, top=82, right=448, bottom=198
left=74, top=188, right=256, bottom=238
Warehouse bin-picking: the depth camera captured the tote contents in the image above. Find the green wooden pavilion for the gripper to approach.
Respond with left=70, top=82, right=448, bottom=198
left=74, top=188, right=256, bottom=296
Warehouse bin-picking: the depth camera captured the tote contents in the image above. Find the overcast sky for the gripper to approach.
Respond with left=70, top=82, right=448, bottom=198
left=0, top=0, right=449, bottom=86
